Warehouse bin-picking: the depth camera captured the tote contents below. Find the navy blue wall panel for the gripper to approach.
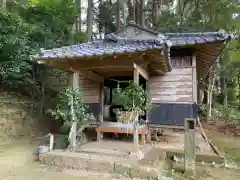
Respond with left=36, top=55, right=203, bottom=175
left=150, top=103, right=197, bottom=126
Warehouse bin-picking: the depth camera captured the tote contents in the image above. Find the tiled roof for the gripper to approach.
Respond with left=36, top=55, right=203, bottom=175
left=33, top=21, right=233, bottom=62
left=124, top=21, right=233, bottom=46
left=163, top=31, right=233, bottom=46
left=33, top=40, right=165, bottom=60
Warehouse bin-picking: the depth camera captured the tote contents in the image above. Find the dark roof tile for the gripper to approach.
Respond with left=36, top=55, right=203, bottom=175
left=33, top=40, right=165, bottom=60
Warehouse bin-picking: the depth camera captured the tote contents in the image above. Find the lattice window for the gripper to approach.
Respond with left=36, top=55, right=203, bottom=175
left=171, top=56, right=192, bottom=68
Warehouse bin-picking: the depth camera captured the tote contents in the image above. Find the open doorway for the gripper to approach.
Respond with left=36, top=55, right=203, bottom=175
left=103, top=75, right=147, bottom=122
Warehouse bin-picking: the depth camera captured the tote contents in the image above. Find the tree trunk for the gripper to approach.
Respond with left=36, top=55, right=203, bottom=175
left=76, top=0, right=82, bottom=32
left=139, top=0, right=145, bottom=27
left=135, top=0, right=140, bottom=24
left=1, top=0, right=6, bottom=8
left=122, top=2, right=126, bottom=25
left=207, top=71, right=216, bottom=121
left=152, top=0, right=157, bottom=29
left=132, top=0, right=136, bottom=22
left=127, top=0, right=134, bottom=21
left=116, top=0, right=120, bottom=29
left=87, top=0, right=93, bottom=41
left=32, top=63, right=36, bottom=113
left=223, top=77, right=228, bottom=119
left=40, top=82, right=45, bottom=118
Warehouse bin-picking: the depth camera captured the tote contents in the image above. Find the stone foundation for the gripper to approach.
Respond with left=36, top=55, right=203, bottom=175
left=39, top=149, right=165, bottom=178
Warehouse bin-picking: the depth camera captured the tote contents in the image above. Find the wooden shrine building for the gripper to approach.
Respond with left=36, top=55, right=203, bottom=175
left=33, top=21, right=233, bottom=126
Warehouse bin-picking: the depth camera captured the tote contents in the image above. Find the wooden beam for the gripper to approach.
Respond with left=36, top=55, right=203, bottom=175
left=133, top=63, right=149, bottom=80
left=100, top=71, right=134, bottom=77
left=150, top=67, right=165, bottom=75
left=37, top=60, right=104, bottom=83
left=146, top=52, right=167, bottom=74
left=78, top=70, right=104, bottom=83
left=72, top=57, right=146, bottom=70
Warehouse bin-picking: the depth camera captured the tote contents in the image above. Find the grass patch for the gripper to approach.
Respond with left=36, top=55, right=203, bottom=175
left=173, top=165, right=240, bottom=180
left=206, top=130, right=240, bottom=163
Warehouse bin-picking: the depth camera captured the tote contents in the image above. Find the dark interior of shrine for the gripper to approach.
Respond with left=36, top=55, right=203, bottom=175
left=103, top=75, right=147, bottom=122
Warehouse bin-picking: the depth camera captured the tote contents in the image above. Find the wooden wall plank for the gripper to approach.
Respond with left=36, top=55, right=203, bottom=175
left=192, top=55, right=197, bottom=102
left=83, top=96, right=100, bottom=103
left=149, top=63, right=194, bottom=103
left=151, top=88, right=192, bottom=95
left=149, top=81, right=192, bottom=88
left=150, top=74, right=192, bottom=82
left=79, top=72, right=100, bottom=104
left=151, top=94, right=193, bottom=102
left=164, top=68, right=192, bottom=75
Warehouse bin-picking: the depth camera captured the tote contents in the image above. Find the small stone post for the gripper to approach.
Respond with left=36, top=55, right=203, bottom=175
left=49, top=133, right=54, bottom=151
left=184, top=118, right=196, bottom=177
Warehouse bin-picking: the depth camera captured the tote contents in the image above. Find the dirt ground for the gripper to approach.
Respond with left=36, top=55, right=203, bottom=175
left=0, top=121, right=240, bottom=180
left=203, top=121, right=240, bottom=163
left=173, top=121, right=240, bottom=180
left=0, top=140, right=143, bottom=180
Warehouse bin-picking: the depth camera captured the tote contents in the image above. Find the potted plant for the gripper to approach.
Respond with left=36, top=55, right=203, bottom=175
left=113, top=82, right=150, bottom=124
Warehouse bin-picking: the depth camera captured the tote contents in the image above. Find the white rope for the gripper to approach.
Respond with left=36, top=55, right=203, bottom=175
left=105, top=77, right=131, bottom=83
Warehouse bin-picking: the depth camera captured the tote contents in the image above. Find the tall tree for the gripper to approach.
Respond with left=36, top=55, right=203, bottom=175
left=116, top=0, right=120, bottom=28
left=76, top=0, right=82, bottom=32
left=87, top=0, right=93, bottom=41
left=1, top=0, right=6, bottom=8
left=139, top=0, right=144, bottom=27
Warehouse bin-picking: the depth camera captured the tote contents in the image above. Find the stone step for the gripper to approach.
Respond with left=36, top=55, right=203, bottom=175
left=138, top=147, right=167, bottom=177
left=76, top=148, right=129, bottom=158
left=138, top=147, right=166, bottom=167
left=39, top=149, right=161, bottom=179
left=75, top=143, right=152, bottom=159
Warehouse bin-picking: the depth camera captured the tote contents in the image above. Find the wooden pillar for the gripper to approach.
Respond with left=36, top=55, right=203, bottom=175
left=73, top=71, right=80, bottom=89
left=145, top=81, right=149, bottom=122
left=109, top=87, right=112, bottom=105
left=184, top=118, right=196, bottom=177
left=99, top=83, right=104, bottom=122
left=134, top=66, right=139, bottom=84
left=70, top=71, right=79, bottom=152
left=97, top=83, right=104, bottom=141
left=192, top=55, right=197, bottom=103
left=133, top=65, right=139, bottom=152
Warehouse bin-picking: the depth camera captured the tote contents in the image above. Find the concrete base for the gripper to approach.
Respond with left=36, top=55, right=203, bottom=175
left=166, top=149, right=224, bottom=164
left=39, top=129, right=223, bottom=178
left=39, top=146, right=166, bottom=179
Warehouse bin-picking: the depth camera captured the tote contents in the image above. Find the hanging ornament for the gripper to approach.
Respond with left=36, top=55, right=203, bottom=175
left=117, top=81, right=120, bottom=92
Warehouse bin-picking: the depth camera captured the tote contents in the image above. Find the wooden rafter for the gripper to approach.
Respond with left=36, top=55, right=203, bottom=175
left=133, top=63, right=149, bottom=80
left=196, top=41, right=225, bottom=77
